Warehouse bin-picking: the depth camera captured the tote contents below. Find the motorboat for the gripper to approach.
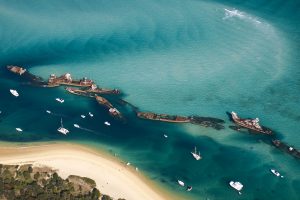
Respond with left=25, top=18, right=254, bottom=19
left=178, top=180, right=185, bottom=187
left=16, top=128, right=23, bottom=132
left=55, top=98, right=64, bottom=103
left=73, top=124, right=80, bottom=128
left=164, top=134, right=168, bottom=138
left=191, top=146, right=201, bottom=160
left=10, top=89, right=19, bottom=97
left=57, top=118, right=69, bottom=135
left=88, top=112, right=94, bottom=117
left=80, top=115, right=86, bottom=118
left=187, top=186, right=192, bottom=191
left=46, top=110, right=51, bottom=114
left=229, top=181, right=243, bottom=194
left=126, top=162, right=131, bottom=166
left=104, top=121, right=111, bottom=126
left=270, top=169, right=284, bottom=178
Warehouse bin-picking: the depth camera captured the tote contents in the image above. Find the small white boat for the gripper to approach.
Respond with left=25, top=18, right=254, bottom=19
left=16, top=128, right=23, bottom=132
left=46, top=110, right=51, bottom=114
left=126, top=162, right=131, bottom=166
left=80, top=115, right=86, bottom=118
left=55, top=98, right=64, bottom=103
left=229, top=181, right=243, bottom=194
left=178, top=180, right=185, bottom=187
left=191, top=146, right=201, bottom=160
left=88, top=112, right=94, bottom=117
left=104, top=121, right=111, bottom=126
left=187, top=186, right=192, bottom=191
left=164, top=134, right=168, bottom=138
left=73, top=124, right=80, bottom=128
left=57, top=118, right=69, bottom=135
left=270, top=169, right=284, bottom=178
left=10, top=89, right=19, bottom=97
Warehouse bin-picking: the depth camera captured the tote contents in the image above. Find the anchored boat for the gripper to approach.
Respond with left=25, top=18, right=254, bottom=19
left=191, top=146, right=201, bottom=160
left=10, top=89, right=19, bottom=97
left=229, top=181, right=243, bottom=194
left=57, top=118, right=69, bottom=135
left=177, top=180, right=185, bottom=187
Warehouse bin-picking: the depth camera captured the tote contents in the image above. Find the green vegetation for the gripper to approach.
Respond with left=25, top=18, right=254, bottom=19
left=0, top=164, right=119, bottom=200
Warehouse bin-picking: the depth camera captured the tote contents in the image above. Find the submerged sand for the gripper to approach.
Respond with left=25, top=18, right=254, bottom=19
left=0, top=142, right=175, bottom=200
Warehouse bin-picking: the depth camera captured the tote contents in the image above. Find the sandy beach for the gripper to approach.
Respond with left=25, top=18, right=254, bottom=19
left=0, top=142, right=174, bottom=200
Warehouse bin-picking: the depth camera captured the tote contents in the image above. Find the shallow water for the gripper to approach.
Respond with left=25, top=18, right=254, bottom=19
left=0, top=0, right=300, bottom=199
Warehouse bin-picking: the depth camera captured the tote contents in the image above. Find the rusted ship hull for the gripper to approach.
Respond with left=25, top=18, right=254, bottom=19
left=272, top=140, right=300, bottom=159
left=86, top=88, right=120, bottom=95
left=95, top=96, right=124, bottom=120
left=137, top=112, right=190, bottom=123
left=7, top=66, right=45, bottom=84
left=232, top=119, right=272, bottom=135
left=95, top=95, right=114, bottom=109
left=65, top=87, right=95, bottom=97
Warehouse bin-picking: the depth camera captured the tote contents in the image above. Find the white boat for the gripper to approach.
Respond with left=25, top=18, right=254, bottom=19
left=46, top=110, right=51, bottom=114
left=126, top=162, right=131, bottom=166
left=10, top=89, right=19, bottom=97
left=16, top=128, right=23, bottom=132
left=55, top=98, right=64, bottom=103
left=191, top=146, right=201, bottom=160
left=229, top=181, right=243, bottom=194
left=178, top=180, right=185, bottom=187
left=88, top=112, right=94, bottom=117
left=270, top=169, right=284, bottom=178
left=187, top=186, right=192, bottom=191
left=164, top=134, right=168, bottom=138
left=80, top=115, right=86, bottom=118
left=73, top=124, right=80, bottom=128
left=57, top=118, right=69, bottom=135
left=104, top=121, right=111, bottom=126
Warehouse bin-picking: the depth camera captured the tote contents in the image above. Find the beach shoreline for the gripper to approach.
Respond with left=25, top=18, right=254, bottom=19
left=0, top=141, right=179, bottom=200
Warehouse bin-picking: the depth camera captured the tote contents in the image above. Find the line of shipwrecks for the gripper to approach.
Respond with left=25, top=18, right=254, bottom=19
left=7, top=66, right=123, bottom=121
left=6, top=65, right=299, bottom=160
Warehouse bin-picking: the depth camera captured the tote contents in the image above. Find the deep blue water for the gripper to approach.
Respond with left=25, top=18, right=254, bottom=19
left=0, top=0, right=300, bottom=199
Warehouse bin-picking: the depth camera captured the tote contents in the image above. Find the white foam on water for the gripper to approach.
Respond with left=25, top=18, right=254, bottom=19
left=223, top=8, right=262, bottom=25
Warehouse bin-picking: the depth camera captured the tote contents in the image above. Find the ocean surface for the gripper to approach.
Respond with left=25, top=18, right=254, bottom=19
left=1, top=0, right=300, bottom=199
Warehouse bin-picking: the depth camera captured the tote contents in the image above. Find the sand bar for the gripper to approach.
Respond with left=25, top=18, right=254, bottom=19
left=0, top=142, right=175, bottom=200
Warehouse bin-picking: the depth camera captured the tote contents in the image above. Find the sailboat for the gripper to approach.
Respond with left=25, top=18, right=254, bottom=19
left=57, top=118, right=69, bottom=135
left=191, top=146, right=201, bottom=160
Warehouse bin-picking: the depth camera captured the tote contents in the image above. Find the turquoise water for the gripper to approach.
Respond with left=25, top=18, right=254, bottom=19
left=1, top=0, right=300, bottom=199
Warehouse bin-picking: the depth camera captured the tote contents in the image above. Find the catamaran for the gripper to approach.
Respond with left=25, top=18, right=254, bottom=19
left=229, top=181, right=243, bottom=194
left=191, top=146, right=201, bottom=160
left=10, top=89, right=19, bottom=97
left=57, top=118, right=69, bottom=135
